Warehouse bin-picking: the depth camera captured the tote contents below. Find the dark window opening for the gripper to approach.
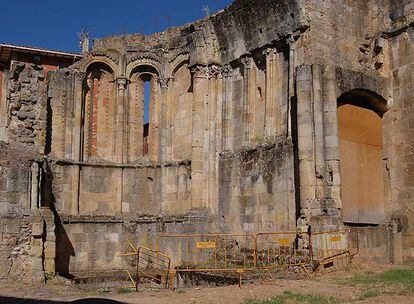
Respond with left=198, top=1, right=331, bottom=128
left=143, top=78, right=151, bottom=156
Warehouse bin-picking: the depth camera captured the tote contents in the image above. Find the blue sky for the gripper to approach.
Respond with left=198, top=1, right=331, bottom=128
left=0, top=0, right=233, bottom=53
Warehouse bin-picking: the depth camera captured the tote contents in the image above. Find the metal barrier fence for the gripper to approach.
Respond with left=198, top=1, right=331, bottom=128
left=310, top=228, right=358, bottom=272
left=256, top=232, right=311, bottom=272
left=120, top=228, right=358, bottom=289
left=156, top=233, right=256, bottom=273
left=310, top=228, right=349, bottom=260
left=119, top=240, right=171, bottom=290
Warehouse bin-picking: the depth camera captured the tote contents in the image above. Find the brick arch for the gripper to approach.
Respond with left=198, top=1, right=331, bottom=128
left=81, top=62, right=117, bottom=162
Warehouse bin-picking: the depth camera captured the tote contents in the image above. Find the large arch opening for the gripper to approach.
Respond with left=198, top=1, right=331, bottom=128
left=337, top=89, right=387, bottom=224
left=129, top=65, right=159, bottom=161
left=81, top=62, right=116, bottom=162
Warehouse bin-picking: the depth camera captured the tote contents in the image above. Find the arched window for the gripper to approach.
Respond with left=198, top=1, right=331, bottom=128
left=337, top=89, right=387, bottom=224
left=129, top=65, right=159, bottom=161
left=81, top=62, right=116, bottom=162
left=142, top=77, right=151, bottom=156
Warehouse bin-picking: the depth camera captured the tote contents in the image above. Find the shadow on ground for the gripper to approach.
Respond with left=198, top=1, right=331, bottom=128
left=0, top=297, right=125, bottom=304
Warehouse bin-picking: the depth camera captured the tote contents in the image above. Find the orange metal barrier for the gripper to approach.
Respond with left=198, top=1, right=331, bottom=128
left=310, top=228, right=358, bottom=272
left=256, top=231, right=311, bottom=269
left=119, top=228, right=358, bottom=289
left=119, top=240, right=171, bottom=290
left=156, top=233, right=256, bottom=273
left=310, top=228, right=349, bottom=260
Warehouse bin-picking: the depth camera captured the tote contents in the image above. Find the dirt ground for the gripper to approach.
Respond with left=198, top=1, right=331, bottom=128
left=0, top=265, right=413, bottom=304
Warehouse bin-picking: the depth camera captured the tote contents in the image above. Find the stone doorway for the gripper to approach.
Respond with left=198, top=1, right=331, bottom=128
left=337, top=90, right=387, bottom=224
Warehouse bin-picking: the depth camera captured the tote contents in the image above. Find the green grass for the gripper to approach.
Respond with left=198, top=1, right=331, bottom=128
left=244, top=291, right=340, bottom=304
left=336, top=268, right=414, bottom=299
left=359, top=290, right=380, bottom=300
left=349, top=269, right=414, bottom=291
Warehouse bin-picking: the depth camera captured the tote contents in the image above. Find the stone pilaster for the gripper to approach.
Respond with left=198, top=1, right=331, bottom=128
left=159, top=76, right=170, bottom=212
left=321, top=66, right=341, bottom=212
left=287, top=36, right=296, bottom=139
left=73, top=71, right=86, bottom=162
left=190, top=64, right=208, bottom=208
left=296, top=64, right=342, bottom=232
left=207, top=64, right=221, bottom=213
left=159, top=76, right=170, bottom=162
left=241, top=56, right=253, bottom=144
left=116, top=77, right=128, bottom=163
left=221, top=64, right=232, bottom=150
left=311, top=65, right=326, bottom=201
left=296, top=65, right=317, bottom=231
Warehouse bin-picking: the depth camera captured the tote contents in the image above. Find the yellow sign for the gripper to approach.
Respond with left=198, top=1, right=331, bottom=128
left=278, top=238, right=291, bottom=246
left=196, top=241, right=216, bottom=249
left=330, top=235, right=342, bottom=242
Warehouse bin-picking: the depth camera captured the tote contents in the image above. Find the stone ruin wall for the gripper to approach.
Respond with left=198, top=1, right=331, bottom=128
left=0, top=0, right=413, bottom=281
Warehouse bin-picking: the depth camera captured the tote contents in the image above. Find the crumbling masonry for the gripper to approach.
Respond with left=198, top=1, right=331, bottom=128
left=1, top=0, right=414, bottom=282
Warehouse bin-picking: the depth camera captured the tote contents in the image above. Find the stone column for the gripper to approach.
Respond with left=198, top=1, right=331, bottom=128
left=116, top=77, right=128, bottom=163
left=190, top=65, right=208, bottom=208
left=311, top=65, right=326, bottom=201
left=321, top=66, right=341, bottom=213
left=159, top=77, right=170, bottom=162
left=241, top=56, right=253, bottom=145
left=207, top=65, right=221, bottom=213
left=71, top=71, right=86, bottom=215
left=264, top=48, right=276, bottom=137
left=221, top=65, right=232, bottom=150
left=148, top=77, right=161, bottom=163
left=296, top=65, right=317, bottom=229
left=159, top=76, right=170, bottom=211
left=287, top=37, right=296, bottom=139
left=72, top=71, right=86, bottom=162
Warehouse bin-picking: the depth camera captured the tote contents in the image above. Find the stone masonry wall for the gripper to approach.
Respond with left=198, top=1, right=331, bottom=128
left=2, top=0, right=414, bottom=282
left=219, top=139, right=296, bottom=233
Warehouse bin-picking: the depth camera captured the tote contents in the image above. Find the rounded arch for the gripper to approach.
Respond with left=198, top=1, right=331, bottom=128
left=84, top=62, right=115, bottom=81
left=128, top=64, right=160, bottom=162
left=129, top=64, right=159, bottom=81
left=170, top=52, right=190, bottom=77
left=80, top=60, right=117, bottom=162
left=79, top=56, right=118, bottom=75
left=337, top=88, right=388, bottom=117
left=126, top=59, right=161, bottom=79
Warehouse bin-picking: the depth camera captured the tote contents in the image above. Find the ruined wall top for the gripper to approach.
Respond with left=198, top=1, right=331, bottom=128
left=74, top=0, right=413, bottom=78
left=88, top=0, right=306, bottom=67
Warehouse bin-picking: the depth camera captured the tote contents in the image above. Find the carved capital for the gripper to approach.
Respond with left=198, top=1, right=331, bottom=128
left=75, top=71, right=87, bottom=83
left=116, top=78, right=128, bottom=91
left=208, top=64, right=222, bottom=79
left=190, top=65, right=209, bottom=79
left=221, top=64, right=232, bottom=78
left=158, top=77, right=171, bottom=89
left=240, top=56, right=252, bottom=69
left=287, top=36, right=296, bottom=49
left=264, top=47, right=277, bottom=56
